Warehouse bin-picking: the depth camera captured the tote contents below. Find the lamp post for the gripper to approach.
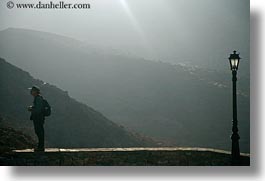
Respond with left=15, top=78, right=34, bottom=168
left=228, top=50, right=241, bottom=162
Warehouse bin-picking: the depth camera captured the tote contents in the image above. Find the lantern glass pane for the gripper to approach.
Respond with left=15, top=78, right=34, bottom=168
left=231, top=59, right=238, bottom=69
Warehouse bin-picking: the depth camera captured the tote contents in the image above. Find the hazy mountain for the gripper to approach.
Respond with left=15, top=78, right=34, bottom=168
left=0, top=28, right=249, bottom=152
left=0, top=58, right=154, bottom=148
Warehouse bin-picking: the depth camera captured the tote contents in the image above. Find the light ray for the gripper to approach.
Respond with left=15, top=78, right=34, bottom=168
left=119, top=0, right=143, bottom=38
left=119, top=0, right=154, bottom=58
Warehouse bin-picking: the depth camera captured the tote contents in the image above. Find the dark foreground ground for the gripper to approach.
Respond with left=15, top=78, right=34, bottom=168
left=0, top=147, right=250, bottom=166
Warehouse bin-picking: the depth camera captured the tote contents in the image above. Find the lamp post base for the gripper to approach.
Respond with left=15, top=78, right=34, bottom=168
left=231, top=133, right=240, bottom=165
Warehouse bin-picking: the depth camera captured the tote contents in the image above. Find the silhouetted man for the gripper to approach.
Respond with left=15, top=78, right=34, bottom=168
left=28, top=86, right=45, bottom=152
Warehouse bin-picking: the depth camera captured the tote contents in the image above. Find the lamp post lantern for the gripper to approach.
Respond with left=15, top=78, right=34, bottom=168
left=228, top=50, right=241, bottom=162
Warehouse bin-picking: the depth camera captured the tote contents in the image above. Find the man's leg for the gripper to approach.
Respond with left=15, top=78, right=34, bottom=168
left=33, top=120, right=45, bottom=149
left=39, top=122, right=44, bottom=149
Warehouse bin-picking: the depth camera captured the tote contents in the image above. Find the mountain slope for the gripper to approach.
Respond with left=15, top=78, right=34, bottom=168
left=0, top=58, right=153, bottom=148
left=0, top=28, right=250, bottom=152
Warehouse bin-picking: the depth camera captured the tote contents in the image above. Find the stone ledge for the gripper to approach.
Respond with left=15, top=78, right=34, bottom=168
left=0, top=147, right=250, bottom=166
left=12, top=147, right=250, bottom=155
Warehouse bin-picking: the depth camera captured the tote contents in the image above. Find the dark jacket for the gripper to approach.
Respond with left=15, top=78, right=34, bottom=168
left=30, top=95, right=45, bottom=121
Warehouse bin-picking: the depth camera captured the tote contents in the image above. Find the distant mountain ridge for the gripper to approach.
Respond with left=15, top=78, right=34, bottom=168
left=0, top=28, right=250, bottom=152
left=0, top=58, right=154, bottom=148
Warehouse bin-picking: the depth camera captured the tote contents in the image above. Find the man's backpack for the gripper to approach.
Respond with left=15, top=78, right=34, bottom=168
left=42, top=99, right=51, bottom=117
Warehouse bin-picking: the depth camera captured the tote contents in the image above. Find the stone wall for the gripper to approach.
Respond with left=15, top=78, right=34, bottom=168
left=0, top=147, right=250, bottom=166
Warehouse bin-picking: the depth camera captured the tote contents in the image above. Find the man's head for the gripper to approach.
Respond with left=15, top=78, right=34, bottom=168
left=29, top=86, right=40, bottom=97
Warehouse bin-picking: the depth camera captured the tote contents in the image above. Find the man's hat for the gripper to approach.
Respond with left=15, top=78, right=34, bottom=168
left=28, top=86, right=40, bottom=92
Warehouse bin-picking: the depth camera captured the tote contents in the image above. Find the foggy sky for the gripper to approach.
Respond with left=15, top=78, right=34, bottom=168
left=0, top=0, right=249, bottom=69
